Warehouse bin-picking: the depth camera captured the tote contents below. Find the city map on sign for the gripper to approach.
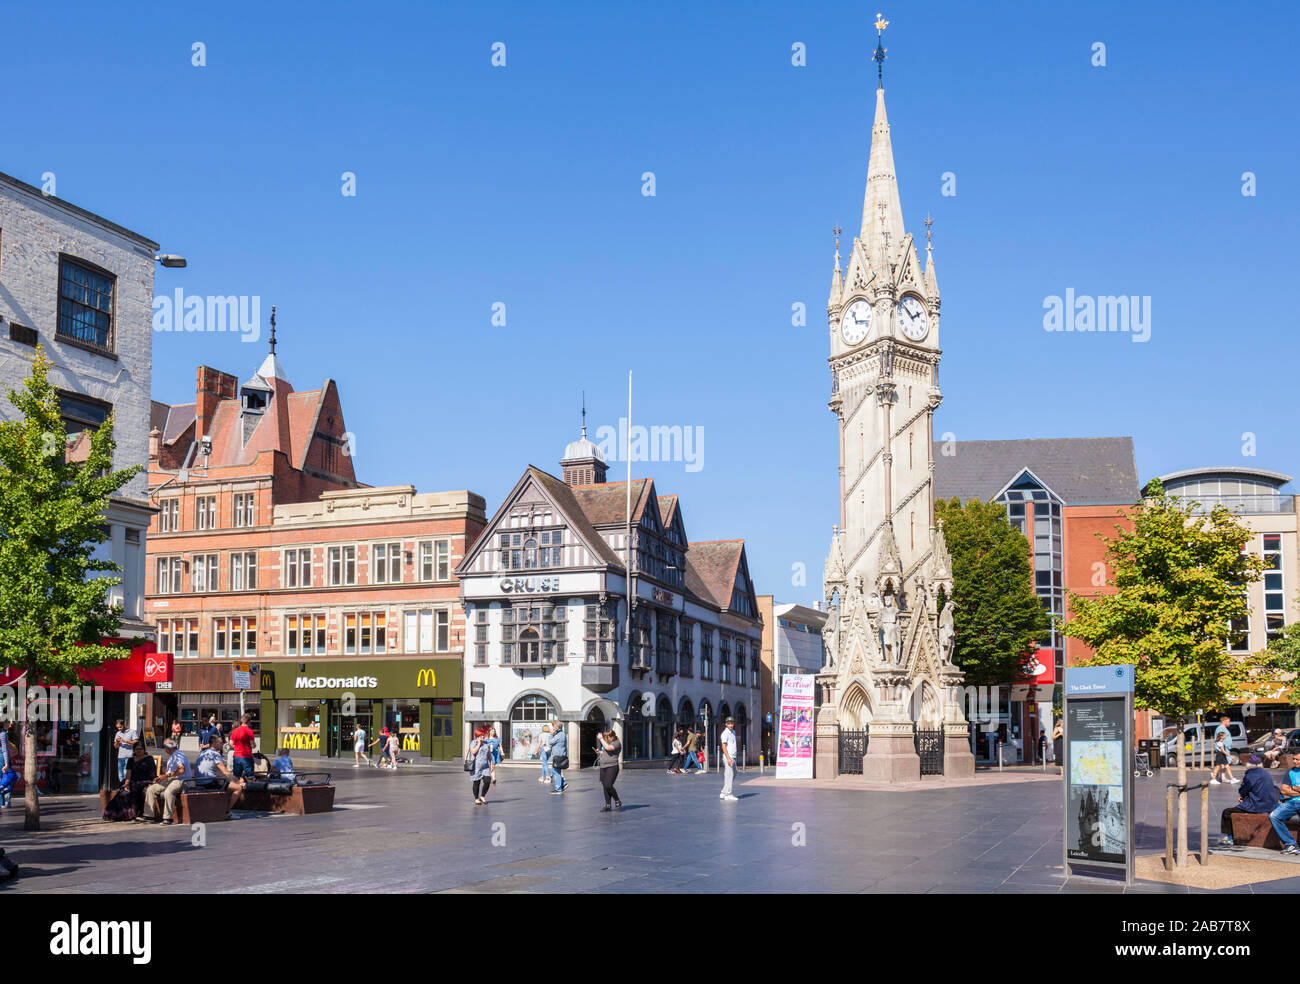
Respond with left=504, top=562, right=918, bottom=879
left=1070, top=741, right=1123, bottom=787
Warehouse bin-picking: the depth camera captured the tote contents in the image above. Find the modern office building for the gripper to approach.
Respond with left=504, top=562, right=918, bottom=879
left=457, top=426, right=763, bottom=767
left=1149, top=467, right=1300, bottom=735
left=757, top=597, right=827, bottom=762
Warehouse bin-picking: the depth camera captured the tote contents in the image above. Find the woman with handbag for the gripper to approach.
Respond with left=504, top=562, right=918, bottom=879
left=468, top=727, right=493, bottom=805
left=596, top=730, right=622, bottom=812
left=547, top=723, right=569, bottom=794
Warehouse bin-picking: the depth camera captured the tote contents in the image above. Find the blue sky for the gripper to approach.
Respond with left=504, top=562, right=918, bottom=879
left=6, top=0, right=1297, bottom=605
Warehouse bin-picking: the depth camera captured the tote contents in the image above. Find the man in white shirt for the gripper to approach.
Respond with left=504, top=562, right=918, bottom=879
left=113, top=718, right=138, bottom=786
left=719, top=718, right=738, bottom=802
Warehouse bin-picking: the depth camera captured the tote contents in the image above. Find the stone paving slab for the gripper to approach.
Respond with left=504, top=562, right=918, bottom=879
left=1, top=765, right=1297, bottom=894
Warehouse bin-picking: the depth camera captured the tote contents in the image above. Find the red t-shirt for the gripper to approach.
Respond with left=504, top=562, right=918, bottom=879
left=230, top=725, right=255, bottom=759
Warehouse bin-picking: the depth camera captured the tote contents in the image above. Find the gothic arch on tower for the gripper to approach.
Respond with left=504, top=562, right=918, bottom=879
left=839, top=680, right=875, bottom=731
left=907, top=679, right=943, bottom=730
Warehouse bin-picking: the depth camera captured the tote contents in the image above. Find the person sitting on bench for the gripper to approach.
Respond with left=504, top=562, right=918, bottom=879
left=1269, top=746, right=1300, bottom=857
left=1218, top=754, right=1278, bottom=845
left=196, top=734, right=245, bottom=814
left=140, top=740, right=190, bottom=825
left=270, top=748, right=295, bottom=784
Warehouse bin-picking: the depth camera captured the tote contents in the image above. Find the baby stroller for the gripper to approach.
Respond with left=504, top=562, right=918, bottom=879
left=1133, top=751, right=1153, bottom=778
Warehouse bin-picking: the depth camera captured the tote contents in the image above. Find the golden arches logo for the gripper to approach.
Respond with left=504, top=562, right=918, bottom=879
left=416, top=668, right=436, bottom=688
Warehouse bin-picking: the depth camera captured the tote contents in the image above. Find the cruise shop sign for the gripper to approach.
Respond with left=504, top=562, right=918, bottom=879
left=257, top=658, right=462, bottom=699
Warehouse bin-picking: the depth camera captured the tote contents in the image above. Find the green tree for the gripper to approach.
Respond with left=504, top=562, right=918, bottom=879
left=1063, top=478, right=1264, bottom=866
left=0, top=348, right=139, bottom=830
left=934, top=497, right=1052, bottom=688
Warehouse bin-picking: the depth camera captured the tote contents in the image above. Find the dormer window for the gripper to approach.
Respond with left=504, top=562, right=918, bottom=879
left=242, top=389, right=267, bottom=413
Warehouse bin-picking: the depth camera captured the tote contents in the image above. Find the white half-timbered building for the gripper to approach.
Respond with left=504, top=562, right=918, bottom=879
left=456, top=428, right=763, bottom=766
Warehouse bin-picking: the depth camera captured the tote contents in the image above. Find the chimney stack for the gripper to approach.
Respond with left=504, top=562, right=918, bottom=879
left=195, top=366, right=237, bottom=444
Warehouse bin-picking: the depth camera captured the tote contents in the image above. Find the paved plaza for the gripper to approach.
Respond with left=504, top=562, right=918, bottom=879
left=2, top=764, right=1298, bottom=894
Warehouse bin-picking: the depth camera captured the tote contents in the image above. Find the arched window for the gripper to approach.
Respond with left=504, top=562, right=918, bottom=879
left=523, top=538, right=538, bottom=569
left=625, top=691, right=648, bottom=760
left=654, top=695, right=674, bottom=758
left=508, top=695, right=555, bottom=760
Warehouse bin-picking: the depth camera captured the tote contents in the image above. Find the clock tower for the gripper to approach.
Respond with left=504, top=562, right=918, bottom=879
left=816, top=15, right=975, bottom=781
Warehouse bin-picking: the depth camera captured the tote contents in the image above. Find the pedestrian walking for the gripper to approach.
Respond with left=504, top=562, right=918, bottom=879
left=548, top=722, right=569, bottom=794
left=668, top=729, right=686, bottom=774
left=595, top=730, right=622, bottom=811
left=469, top=727, right=493, bottom=804
left=1051, top=718, right=1064, bottom=776
left=369, top=727, right=391, bottom=768
left=1210, top=715, right=1237, bottom=785
left=487, top=727, right=502, bottom=783
left=681, top=727, right=702, bottom=773
left=537, top=723, right=554, bottom=783
left=386, top=730, right=401, bottom=770
left=352, top=722, right=370, bottom=767
left=719, top=717, right=738, bottom=802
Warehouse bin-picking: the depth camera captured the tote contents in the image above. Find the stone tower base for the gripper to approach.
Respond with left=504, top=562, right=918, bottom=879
left=943, top=724, right=976, bottom=778
left=862, top=731, right=921, bottom=783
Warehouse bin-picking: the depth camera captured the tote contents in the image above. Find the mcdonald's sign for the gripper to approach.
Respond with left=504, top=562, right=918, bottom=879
left=416, top=668, right=436, bottom=688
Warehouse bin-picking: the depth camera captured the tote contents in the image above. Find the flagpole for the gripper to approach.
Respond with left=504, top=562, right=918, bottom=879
left=625, top=371, right=633, bottom=666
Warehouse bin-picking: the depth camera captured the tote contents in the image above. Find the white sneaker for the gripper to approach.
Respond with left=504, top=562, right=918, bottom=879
left=1229, top=778, right=1240, bottom=783
left=723, top=795, right=739, bottom=802
left=1210, top=779, right=1221, bottom=784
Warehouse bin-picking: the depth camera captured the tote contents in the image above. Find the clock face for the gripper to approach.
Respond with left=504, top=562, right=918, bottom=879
left=839, top=299, right=872, bottom=345
left=897, top=296, right=929, bottom=340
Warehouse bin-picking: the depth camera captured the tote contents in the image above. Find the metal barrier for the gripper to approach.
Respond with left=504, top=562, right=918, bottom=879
left=838, top=730, right=868, bottom=775
left=915, top=729, right=944, bottom=776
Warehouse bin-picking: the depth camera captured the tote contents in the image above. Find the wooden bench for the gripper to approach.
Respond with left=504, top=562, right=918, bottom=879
left=1229, top=811, right=1300, bottom=848
left=177, top=785, right=233, bottom=825
left=239, top=784, right=335, bottom=815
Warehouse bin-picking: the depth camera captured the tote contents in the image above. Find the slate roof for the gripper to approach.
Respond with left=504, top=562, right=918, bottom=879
left=932, top=437, right=1139, bottom=505
left=683, top=540, right=745, bottom=610
left=569, top=478, right=654, bottom=526
left=526, top=467, right=627, bottom=568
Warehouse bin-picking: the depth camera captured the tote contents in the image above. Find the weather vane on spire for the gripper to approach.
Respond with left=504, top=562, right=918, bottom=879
left=581, top=390, right=587, bottom=438
left=924, top=213, right=934, bottom=250
left=873, top=12, right=889, bottom=89
left=269, top=305, right=277, bottom=355
left=833, top=223, right=842, bottom=256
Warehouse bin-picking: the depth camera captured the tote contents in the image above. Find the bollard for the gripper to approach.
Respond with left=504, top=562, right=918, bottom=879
left=1200, top=783, right=1210, bottom=866
left=1165, top=784, right=1175, bottom=871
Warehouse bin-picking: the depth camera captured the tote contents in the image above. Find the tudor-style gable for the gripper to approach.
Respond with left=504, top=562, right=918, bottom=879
left=455, top=466, right=624, bottom=578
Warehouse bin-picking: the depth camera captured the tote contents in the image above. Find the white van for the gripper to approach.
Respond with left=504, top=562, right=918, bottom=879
left=1159, top=721, right=1247, bottom=767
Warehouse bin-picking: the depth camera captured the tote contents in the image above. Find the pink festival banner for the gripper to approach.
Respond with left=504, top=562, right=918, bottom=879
left=775, top=674, right=815, bottom=779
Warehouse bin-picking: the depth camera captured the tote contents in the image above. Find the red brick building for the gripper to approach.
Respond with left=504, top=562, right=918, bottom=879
left=933, top=437, right=1139, bottom=761
left=145, top=347, right=485, bottom=760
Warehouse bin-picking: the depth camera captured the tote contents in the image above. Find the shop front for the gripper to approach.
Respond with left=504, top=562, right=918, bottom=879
left=1, top=641, right=173, bottom=795
left=147, top=662, right=260, bottom=745
left=257, top=658, right=462, bottom=762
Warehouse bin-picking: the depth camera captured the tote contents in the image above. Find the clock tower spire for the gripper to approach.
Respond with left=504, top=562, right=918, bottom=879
left=816, top=15, right=974, bottom=783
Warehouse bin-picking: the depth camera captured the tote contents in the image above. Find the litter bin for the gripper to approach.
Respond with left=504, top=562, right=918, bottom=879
left=1138, top=738, right=1162, bottom=772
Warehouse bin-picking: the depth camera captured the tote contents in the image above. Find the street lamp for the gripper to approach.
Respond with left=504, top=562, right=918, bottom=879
left=155, top=253, right=187, bottom=268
